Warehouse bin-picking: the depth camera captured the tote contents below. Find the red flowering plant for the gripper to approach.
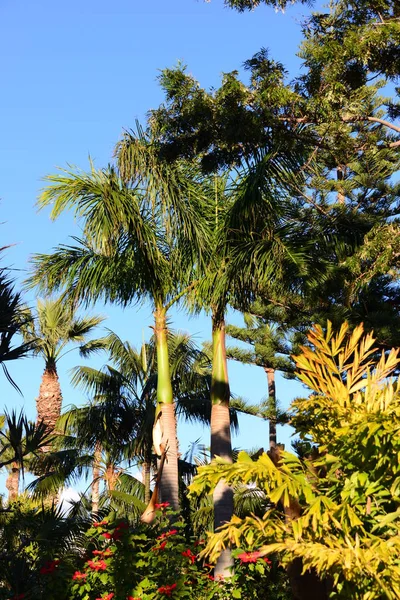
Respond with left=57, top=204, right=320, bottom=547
left=229, top=549, right=290, bottom=600
left=0, top=504, right=289, bottom=600
left=68, top=508, right=225, bottom=600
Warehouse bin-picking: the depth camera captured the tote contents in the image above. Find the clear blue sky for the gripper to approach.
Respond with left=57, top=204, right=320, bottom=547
left=0, top=0, right=315, bottom=492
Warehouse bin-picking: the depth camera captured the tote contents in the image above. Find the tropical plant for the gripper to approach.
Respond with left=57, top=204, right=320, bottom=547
left=0, top=259, right=35, bottom=393
left=191, top=322, right=400, bottom=599
left=22, top=297, right=106, bottom=438
left=0, top=498, right=90, bottom=600
left=28, top=138, right=211, bottom=509
left=178, top=159, right=310, bottom=576
left=67, top=508, right=285, bottom=600
left=0, top=410, right=53, bottom=504
left=31, top=330, right=246, bottom=519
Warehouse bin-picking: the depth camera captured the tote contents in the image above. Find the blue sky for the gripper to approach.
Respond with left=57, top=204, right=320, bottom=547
left=0, top=0, right=315, bottom=492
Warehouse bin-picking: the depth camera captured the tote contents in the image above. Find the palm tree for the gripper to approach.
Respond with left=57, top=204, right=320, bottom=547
left=22, top=297, right=106, bottom=439
left=185, top=154, right=311, bottom=575
left=28, top=136, right=210, bottom=509
left=71, top=331, right=216, bottom=504
left=0, top=410, right=52, bottom=503
left=29, top=330, right=221, bottom=517
left=0, top=258, right=36, bottom=393
left=0, top=264, right=37, bottom=501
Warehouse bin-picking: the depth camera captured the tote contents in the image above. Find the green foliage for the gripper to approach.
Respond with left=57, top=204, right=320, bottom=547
left=222, top=0, right=309, bottom=11
left=0, top=504, right=290, bottom=600
left=71, top=511, right=288, bottom=600
left=192, top=322, right=400, bottom=599
left=0, top=410, right=53, bottom=471
left=0, top=258, right=35, bottom=392
left=22, top=297, right=106, bottom=366
left=148, top=0, right=400, bottom=353
left=0, top=500, right=90, bottom=600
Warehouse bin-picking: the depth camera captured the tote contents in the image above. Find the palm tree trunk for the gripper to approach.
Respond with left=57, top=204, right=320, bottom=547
left=36, top=360, right=62, bottom=449
left=153, top=306, right=180, bottom=511
left=210, top=308, right=234, bottom=578
left=264, top=367, right=277, bottom=449
left=5, top=461, right=20, bottom=503
left=143, top=459, right=152, bottom=505
left=92, top=442, right=102, bottom=514
left=105, top=463, right=119, bottom=492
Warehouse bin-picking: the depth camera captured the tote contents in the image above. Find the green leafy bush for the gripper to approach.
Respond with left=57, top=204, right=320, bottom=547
left=67, top=506, right=287, bottom=600
left=5, top=503, right=289, bottom=600
left=191, top=323, right=400, bottom=599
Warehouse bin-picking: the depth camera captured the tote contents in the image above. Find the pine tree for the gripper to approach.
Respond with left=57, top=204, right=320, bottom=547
left=226, top=300, right=299, bottom=448
left=149, top=0, right=400, bottom=354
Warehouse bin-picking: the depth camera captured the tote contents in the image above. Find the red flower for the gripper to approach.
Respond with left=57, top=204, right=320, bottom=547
left=263, top=557, right=272, bottom=565
left=93, top=520, right=108, bottom=527
left=96, top=594, right=114, bottom=600
left=93, top=549, right=113, bottom=557
left=157, top=529, right=178, bottom=540
left=238, top=551, right=262, bottom=563
left=181, top=549, right=196, bottom=564
left=115, top=521, right=129, bottom=530
left=72, top=571, right=87, bottom=581
left=128, top=597, right=142, bottom=600
left=87, top=559, right=107, bottom=571
left=157, top=583, right=177, bottom=596
left=207, top=574, right=215, bottom=581
left=40, top=559, right=60, bottom=574
left=154, top=502, right=170, bottom=509
left=152, top=540, right=167, bottom=552
left=103, top=530, right=123, bottom=540
left=10, top=595, right=25, bottom=600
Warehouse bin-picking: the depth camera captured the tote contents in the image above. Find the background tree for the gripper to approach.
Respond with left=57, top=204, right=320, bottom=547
left=0, top=411, right=52, bottom=502
left=149, top=1, right=400, bottom=355
left=226, top=300, right=299, bottom=448
left=22, top=297, right=105, bottom=441
left=32, top=330, right=246, bottom=514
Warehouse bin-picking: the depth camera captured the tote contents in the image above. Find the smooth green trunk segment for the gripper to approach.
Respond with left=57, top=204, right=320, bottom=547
left=210, top=310, right=234, bottom=578
left=211, top=317, right=230, bottom=408
left=153, top=306, right=180, bottom=511
left=155, top=307, right=173, bottom=407
left=210, top=311, right=232, bottom=462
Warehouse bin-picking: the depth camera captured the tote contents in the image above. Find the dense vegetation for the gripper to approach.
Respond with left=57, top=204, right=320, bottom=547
left=0, top=0, right=399, bottom=598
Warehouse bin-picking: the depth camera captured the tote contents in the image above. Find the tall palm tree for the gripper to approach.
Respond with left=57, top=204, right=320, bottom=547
left=71, top=331, right=216, bottom=504
left=22, top=297, right=105, bottom=440
left=28, top=147, right=210, bottom=508
left=30, top=331, right=221, bottom=516
left=187, top=155, right=311, bottom=575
